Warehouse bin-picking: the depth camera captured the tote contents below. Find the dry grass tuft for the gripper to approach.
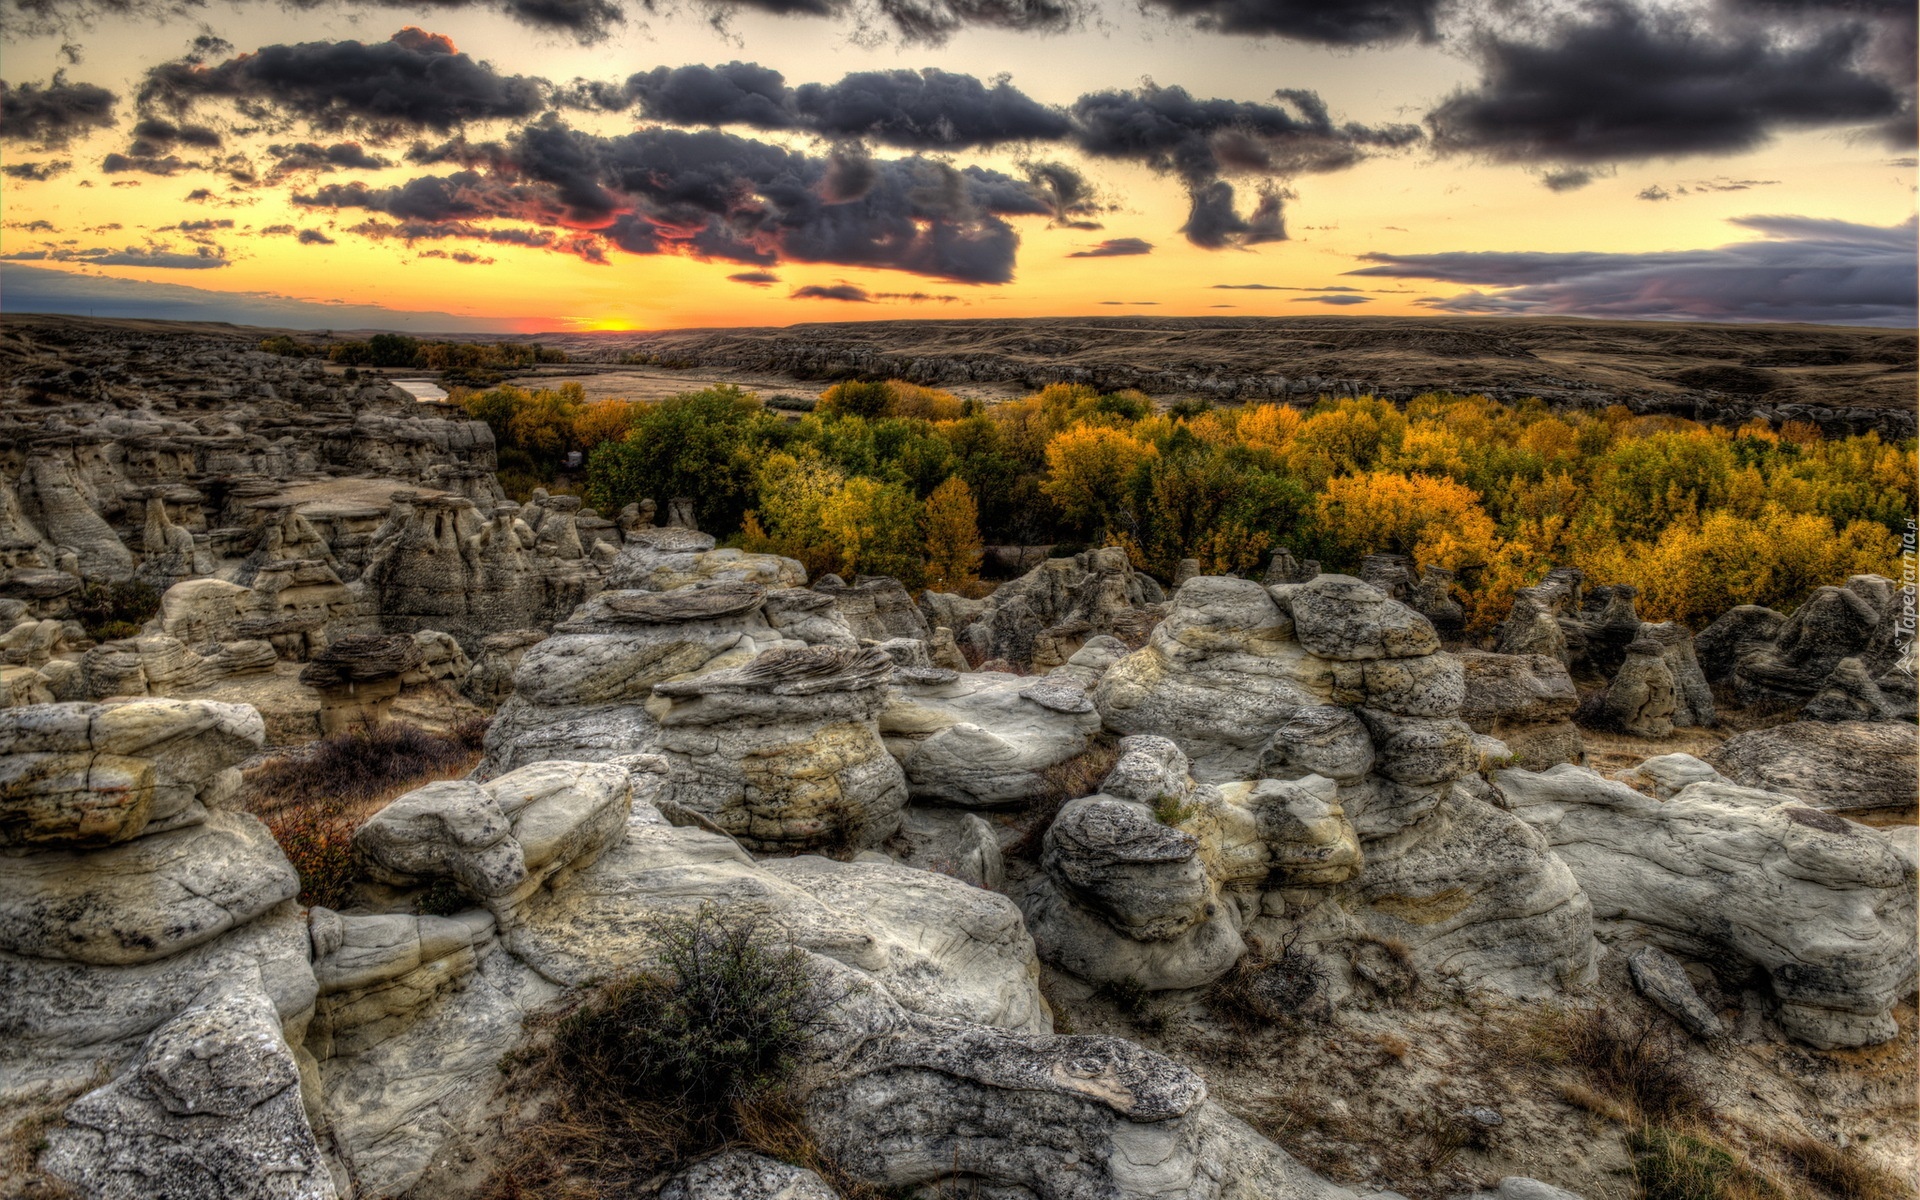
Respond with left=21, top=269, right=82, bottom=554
left=1512, top=1004, right=1711, bottom=1125
left=1207, top=932, right=1330, bottom=1031
left=1006, top=736, right=1120, bottom=860
left=1629, top=1125, right=1780, bottom=1200
left=1777, top=1133, right=1917, bottom=1200
left=244, top=718, right=489, bottom=909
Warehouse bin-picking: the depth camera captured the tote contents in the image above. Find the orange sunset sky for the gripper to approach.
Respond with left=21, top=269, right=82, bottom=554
left=1, top=0, right=1914, bottom=332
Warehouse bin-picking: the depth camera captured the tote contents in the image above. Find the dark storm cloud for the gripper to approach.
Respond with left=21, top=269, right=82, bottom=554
left=139, top=29, right=548, bottom=135
left=102, top=151, right=188, bottom=173
left=129, top=117, right=221, bottom=147
left=793, top=283, right=873, bottom=301
left=1349, top=214, right=1916, bottom=325
left=1428, top=2, right=1909, bottom=168
left=619, top=63, right=1072, bottom=149
left=297, top=121, right=1055, bottom=282
left=1, top=0, right=621, bottom=42
left=1068, top=236, right=1153, bottom=257
left=611, top=67, right=1373, bottom=246
left=692, top=0, right=1080, bottom=43
left=269, top=142, right=393, bottom=174
left=0, top=73, right=117, bottom=145
left=1540, top=168, right=1594, bottom=191
left=791, top=68, right=1073, bottom=148
left=2, top=159, right=71, bottom=179
left=865, top=0, right=1082, bottom=43
left=0, top=242, right=230, bottom=267
left=1138, top=0, right=1440, bottom=45
left=1070, top=83, right=1416, bottom=247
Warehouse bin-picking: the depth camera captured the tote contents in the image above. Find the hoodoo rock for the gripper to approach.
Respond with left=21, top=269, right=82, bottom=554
left=651, top=645, right=908, bottom=852
left=1496, top=764, right=1917, bottom=1048
left=1080, top=574, right=1593, bottom=998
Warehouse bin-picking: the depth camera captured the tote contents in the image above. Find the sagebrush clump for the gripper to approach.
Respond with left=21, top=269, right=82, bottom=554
left=481, top=909, right=843, bottom=1196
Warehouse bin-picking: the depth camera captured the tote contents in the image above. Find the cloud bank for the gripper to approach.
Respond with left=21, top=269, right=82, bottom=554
left=1349, top=214, right=1917, bottom=325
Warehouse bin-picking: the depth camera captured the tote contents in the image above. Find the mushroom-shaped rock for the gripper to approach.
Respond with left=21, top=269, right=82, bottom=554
left=299, top=633, right=425, bottom=733
left=651, top=645, right=908, bottom=852
left=1284, top=573, right=1440, bottom=661
left=1734, top=585, right=1881, bottom=704
left=1023, top=795, right=1246, bottom=990
left=1577, top=639, right=1675, bottom=737
left=1693, top=604, right=1788, bottom=682
left=1095, top=577, right=1332, bottom=780
left=1456, top=650, right=1582, bottom=769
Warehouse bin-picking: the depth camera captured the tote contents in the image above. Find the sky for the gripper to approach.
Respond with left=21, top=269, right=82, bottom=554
left=0, top=0, right=1914, bottom=332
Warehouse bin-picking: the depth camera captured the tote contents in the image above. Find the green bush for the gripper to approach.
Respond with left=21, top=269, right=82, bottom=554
left=71, top=580, right=161, bottom=640
left=554, top=907, right=826, bottom=1111
left=586, top=387, right=778, bottom=532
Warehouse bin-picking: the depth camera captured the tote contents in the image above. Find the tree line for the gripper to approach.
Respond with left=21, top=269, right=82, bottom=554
left=455, top=378, right=1914, bottom=627
left=260, top=334, right=567, bottom=385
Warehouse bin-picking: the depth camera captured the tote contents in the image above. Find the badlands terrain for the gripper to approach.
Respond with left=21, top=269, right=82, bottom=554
left=0, top=313, right=1914, bottom=1200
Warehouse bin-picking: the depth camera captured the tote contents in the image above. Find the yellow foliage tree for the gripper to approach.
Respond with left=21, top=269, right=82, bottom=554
left=574, top=398, right=641, bottom=451
left=820, top=476, right=923, bottom=584
left=1041, top=426, right=1158, bottom=537
left=923, top=476, right=984, bottom=593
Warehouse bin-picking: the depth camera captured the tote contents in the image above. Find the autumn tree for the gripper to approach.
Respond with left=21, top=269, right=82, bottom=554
left=1041, top=426, right=1158, bottom=539
left=923, top=476, right=984, bottom=593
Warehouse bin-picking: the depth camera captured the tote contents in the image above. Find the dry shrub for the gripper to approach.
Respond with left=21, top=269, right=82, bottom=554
left=245, top=718, right=489, bottom=815
left=479, top=908, right=854, bottom=1198
left=1006, top=736, right=1120, bottom=861
left=245, top=719, right=489, bottom=909
left=1207, top=931, right=1330, bottom=1031
left=1518, top=1005, right=1709, bottom=1125
left=1777, top=1133, right=1916, bottom=1200
left=1562, top=1007, right=1710, bottom=1124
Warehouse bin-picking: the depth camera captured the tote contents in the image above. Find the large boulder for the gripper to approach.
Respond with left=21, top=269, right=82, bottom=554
left=353, top=758, right=632, bottom=929
left=477, top=582, right=792, bottom=775
left=1456, top=650, right=1582, bottom=769
left=880, top=670, right=1102, bottom=806
left=1095, top=576, right=1332, bottom=781
left=814, top=574, right=930, bottom=642
left=1733, top=585, right=1881, bottom=704
left=1081, top=576, right=1595, bottom=999
left=41, top=976, right=337, bottom=1200
left=359, top=492, right=601, bottom=649
left=607, top=526, right=805, bottom=593
left=0, top=700, right=318, bottom=1200
left=940, top=548, right=1165, bottom=667
left=1575, top=638, right=1675, bottom=737
left=1497, top=764, right=1917, bottom=1048
left=1710, top=721, right=1918, bottom=812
